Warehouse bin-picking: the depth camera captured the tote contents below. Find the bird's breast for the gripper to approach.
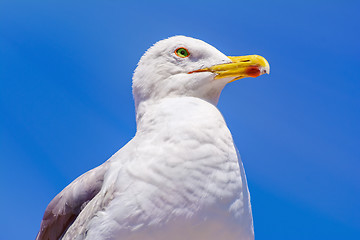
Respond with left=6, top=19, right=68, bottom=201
left=84, top=97, right=253, bottom=239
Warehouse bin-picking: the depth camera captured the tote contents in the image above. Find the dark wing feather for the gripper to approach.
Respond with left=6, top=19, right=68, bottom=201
left=36, top=162, right=108, bottom=240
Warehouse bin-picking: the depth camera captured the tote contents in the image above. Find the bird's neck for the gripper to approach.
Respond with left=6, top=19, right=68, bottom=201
left=133, top=78, right=228, bottom=120
left=135, top=97, right=221, bottom=130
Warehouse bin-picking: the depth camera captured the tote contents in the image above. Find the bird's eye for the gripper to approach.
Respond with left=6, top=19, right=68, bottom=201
left=175, top=47, right=190, bottom=58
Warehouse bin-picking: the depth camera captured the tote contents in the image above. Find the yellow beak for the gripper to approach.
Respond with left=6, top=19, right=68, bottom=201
left=189, top=55, right=270, bottom=82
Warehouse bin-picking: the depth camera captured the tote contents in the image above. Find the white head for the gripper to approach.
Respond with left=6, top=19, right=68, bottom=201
left=132, top=36, right=269, bottom=111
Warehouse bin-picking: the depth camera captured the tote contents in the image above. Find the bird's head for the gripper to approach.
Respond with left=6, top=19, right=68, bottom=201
left=132, top=36, right=269, bottom=110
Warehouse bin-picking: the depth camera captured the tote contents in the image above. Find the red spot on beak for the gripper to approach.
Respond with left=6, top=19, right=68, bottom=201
left=245, top=66, right=261, bottom=77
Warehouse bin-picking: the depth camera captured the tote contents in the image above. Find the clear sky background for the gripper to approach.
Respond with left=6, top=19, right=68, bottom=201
left=0, top=0, right=359, bottom=239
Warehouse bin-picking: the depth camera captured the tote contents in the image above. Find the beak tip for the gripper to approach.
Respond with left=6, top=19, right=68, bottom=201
left=264, top=58, right=270, bottom=74
left=262, top=64, right=270, bottom=75
left=264, top=58, right=270, bottom=75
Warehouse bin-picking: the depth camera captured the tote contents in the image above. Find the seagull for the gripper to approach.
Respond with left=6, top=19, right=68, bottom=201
left=36, top=36, right=270, bottom=240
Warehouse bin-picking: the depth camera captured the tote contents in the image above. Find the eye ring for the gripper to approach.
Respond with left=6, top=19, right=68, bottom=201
left=175, top=47, right=190, bottom=58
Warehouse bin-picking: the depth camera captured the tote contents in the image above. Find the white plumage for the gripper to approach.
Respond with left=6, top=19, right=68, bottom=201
left=37, top=36, right=269, bottom=240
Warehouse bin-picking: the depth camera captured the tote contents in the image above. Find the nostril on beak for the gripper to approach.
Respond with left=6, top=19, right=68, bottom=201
left=240, top=59, right=250, bottom=62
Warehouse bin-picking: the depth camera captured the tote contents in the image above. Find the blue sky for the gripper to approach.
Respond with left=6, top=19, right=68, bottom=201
left=0, top=0, right=359, bottom=239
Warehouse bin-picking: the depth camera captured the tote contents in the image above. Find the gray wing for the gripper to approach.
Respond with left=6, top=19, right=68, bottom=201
left=36, top=162, right=109, bottom=240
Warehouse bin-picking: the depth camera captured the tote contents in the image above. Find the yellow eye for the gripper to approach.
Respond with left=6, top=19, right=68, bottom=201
left=175, top=47, right=190, bottom=58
